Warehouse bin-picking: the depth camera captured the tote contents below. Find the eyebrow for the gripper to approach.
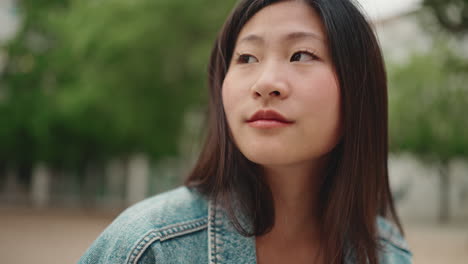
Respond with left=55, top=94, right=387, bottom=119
left=238, top=31, right=324, bottom=45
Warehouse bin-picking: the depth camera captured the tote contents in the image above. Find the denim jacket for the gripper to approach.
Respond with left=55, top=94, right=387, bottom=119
left=79, top=187, right=412, bottom=264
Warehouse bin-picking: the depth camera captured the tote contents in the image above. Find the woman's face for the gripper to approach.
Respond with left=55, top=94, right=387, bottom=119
left=222, top=0, right=341, bottom=167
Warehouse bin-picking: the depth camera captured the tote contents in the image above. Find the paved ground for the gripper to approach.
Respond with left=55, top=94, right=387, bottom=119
left=0, top=207, right=119, bottom=264
left=404, top=221, right=468, bottom=264
left=1, top=207, right=467, bottom=264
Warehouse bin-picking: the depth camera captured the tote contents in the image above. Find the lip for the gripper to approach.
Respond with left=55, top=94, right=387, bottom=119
left=246, top=109, right=294, bottom=129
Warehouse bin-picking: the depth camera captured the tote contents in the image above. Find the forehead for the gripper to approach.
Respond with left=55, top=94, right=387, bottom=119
left=237, top=1, right=326, bottom=43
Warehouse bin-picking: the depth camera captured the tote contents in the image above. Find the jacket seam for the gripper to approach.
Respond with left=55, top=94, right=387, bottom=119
left=377, top=218, right=410, bottom=252
left=377, top=229, right=410, bottom=252
left=125, top=217, right=208, bottom=264
left=208, top=201, right=217, bottom=264
left=378, top=237, right=413, bottom=256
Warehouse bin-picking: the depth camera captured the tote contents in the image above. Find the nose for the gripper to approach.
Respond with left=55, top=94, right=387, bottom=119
left=251, top=63, right=290, bottom=100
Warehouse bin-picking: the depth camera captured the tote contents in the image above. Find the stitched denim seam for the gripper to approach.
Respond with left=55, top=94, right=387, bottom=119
left=378, top=228, right=409, bottom=251
left=126, top=217, right=208, bottom=264
left=160, top=224, right=207, bottom=242
left=208, top=201, right=217, bottom=264
left=377, top=219, right=410, bottom=252
left=378, top=237, right=412, bottom=256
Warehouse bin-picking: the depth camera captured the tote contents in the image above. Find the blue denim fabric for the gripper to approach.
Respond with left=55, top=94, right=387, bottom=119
left=79, top=187, right=412, bottom=264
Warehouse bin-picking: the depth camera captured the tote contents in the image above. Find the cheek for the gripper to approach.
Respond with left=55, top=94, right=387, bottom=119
left=299, top=71, right=342, bottom=143
left=221, top=72, right=246, bottom=121
left=304, top=71, right=338, bottom=101
left=221, top=77, right=234, bottom=121
left=302, top=72, right=340, bottom=118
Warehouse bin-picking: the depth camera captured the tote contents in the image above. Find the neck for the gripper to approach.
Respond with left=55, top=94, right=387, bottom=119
left=259, top=157, right=328, bottom=241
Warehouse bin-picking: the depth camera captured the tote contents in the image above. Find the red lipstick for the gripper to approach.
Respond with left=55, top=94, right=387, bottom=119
left=247, top=109, right=294, bottom=129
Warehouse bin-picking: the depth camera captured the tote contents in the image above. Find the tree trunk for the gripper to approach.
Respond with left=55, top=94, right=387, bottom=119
left=30, top=162, right=51, bottom=208
left=125, top=154, right=149, bottom=206
left=105, top=158, right=126, bottom=207
left=438, top=161, right=450, bottom=223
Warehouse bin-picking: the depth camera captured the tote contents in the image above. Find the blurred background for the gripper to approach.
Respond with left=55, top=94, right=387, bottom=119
left=0, top=0, right=467, bottom=263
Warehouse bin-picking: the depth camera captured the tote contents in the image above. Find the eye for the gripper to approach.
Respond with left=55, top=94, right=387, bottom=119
left=237, top=54, right=259, bottom=64
left=290, top=51, right=318, bottom=62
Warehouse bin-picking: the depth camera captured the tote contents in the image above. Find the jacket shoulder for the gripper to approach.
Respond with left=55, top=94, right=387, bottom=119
left=376, top=216, right=413, bottom=264
left=79, top=186, right=209, bottom=264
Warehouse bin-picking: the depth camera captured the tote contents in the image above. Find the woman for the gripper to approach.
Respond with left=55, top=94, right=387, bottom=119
left=80, top=0, right=412, bottom=263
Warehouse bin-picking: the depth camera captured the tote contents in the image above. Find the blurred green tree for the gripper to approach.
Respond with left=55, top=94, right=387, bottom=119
left=388, top=44, right=468, bottom=222
left=0, top=0, right=70, bottom=186
left=387, top=0, right=468, bottom=223
left=423, top=0, right=468, bottom=34
left=0, top=0, right=235, bottom=194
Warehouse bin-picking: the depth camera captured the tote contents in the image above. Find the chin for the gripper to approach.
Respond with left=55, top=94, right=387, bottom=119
left=239, top=146, right=305, bottom=166
left=243, top=152, right=286, bottom=166
left=236, top=139, right=338, bottom=168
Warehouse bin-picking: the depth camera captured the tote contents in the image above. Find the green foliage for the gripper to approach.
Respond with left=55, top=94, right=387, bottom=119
left=0, top=0, right=236, bottom=169
left=388, top=45, right=468, bottom=161
left=423, top=0, right=468, bottom=34
left=388, top=1, right=468, bottom=163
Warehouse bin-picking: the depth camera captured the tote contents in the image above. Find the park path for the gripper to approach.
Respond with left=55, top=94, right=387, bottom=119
left=0, top=207, right=467, bottom=264
left=0, top=207, right=118, bottom=264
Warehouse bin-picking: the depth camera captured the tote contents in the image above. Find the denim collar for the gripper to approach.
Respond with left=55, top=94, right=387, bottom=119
left=206, top=198, right=409, bottom=264
left=207, top=200, right=354, bottom=264
left=208, top=200, right=257, bottom=264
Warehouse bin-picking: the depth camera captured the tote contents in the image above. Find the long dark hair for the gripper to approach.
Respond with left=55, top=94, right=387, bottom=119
left=185, top=0, right=403, bottom=263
